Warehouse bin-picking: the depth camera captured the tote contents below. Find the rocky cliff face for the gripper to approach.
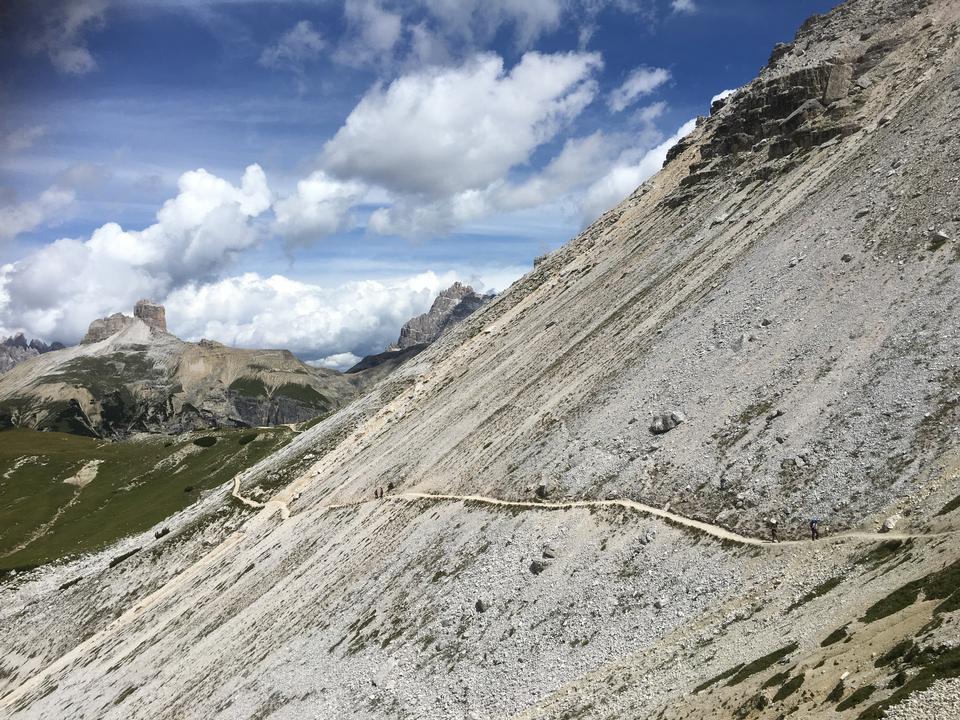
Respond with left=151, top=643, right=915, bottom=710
left=134, top=299, right=167, bottom=333
left=80, top=313, right=137, bottom=345
left=391, top=282, right=489, bottom=350
left=81, top=299, right=168, bottom=345
left=2, top=2, right=959, bottom=719
left=0, top=334, right=65, bottom=374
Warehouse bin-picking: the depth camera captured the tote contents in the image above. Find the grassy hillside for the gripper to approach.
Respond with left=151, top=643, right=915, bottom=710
left=0, top=427, right=296, bottom=571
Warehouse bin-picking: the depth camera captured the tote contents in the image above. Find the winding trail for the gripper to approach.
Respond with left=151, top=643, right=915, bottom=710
left=237, top=474, right=954, bottom=547
left=323, top=491, right=952, bottom=548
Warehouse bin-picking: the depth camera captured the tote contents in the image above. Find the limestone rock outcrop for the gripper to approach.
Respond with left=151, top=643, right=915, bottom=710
left=134, top=299, right=167, bottom=333
left=81, top=300, right=167, bottom=345
left=0, top=334, right=65, bottom=374
left=81, top=313, right=136, bottom=344
left=391, top=282, right=489, bottom=351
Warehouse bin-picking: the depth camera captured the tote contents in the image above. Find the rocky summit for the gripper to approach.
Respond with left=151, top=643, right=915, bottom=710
left=81, top=298, right=168, bottom=344
left=390, top=281, right=490, bottom=350
left=1, top=1, right=960, bottom=719
left=0, top=334, right=65, bottom=375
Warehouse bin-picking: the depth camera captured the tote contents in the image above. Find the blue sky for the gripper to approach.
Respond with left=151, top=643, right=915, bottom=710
left=0, top=0, right=840, bottom=367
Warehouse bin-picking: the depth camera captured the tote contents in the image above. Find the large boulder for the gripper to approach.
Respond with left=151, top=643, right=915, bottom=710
left=649, top=411, right=687, bottom=435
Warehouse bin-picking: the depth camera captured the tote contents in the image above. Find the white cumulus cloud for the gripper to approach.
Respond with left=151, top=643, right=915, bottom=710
left=0, top=186, right=76, bottom=243
left=608, top=66, right=670, bottom=112
left=309, top=352, right=363, bottom=371
left=335, top=0, right=404, bottom=67
left=0, top=165, right=272, bottom=343
left=273, top=171, right=367, bottom=245
left=162, top=269, right=495, bottom=360
left=323, top=51, right=601, bottom=199
left=671, top=0, right=697, bottom=13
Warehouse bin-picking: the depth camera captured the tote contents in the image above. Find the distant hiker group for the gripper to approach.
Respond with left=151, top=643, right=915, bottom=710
left=766, top=517, right=822, bottom=542
left=374, top=482, right=396, bottom=500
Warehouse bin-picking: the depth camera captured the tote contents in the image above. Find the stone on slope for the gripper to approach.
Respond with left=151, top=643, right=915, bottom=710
left=650, top=411, right=687, bottom=435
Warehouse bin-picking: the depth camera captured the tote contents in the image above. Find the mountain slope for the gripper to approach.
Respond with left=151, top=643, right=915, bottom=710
left=0, top=313, right=364, bottom=437
left=1, top=1, right=959, bottom=718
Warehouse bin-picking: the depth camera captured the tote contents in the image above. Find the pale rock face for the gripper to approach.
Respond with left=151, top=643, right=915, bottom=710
left=391, top=282, right=489, bottom=350
left=80, top=312, right=137, bottom=344
left=81, top=300, right=167, bottom=345
left=134, top=299, right=167, bottom=334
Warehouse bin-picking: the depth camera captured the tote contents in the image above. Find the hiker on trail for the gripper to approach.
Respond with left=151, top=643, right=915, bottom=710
left=768, top=518, right=779, bottom=543
left=809, top=518, right=821, bottom=541
left=374, top=488, right=381, bottom=499
left=387, top=481, right=395, bottom=492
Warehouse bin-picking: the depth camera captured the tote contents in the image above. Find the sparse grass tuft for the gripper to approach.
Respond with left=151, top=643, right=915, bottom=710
left=726, top=642, right=799, bottom=687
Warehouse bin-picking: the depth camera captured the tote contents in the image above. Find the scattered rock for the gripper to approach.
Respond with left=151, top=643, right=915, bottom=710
left=928, top=230, right=951, bottom=250
left=881, top=514, right=901, bottom=533
left=650, top=411, right=687, bottom=435
left=542, top=544, right=558, bottom=559
left=529, top=559, right=549, bottom=575
left=475, top=598, right=488, bottom=613
left=841, top=253, right=854, bottom=262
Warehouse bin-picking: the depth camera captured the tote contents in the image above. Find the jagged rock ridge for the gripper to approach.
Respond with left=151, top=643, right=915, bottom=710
left=390, top=281, right=489, bottom=350
left=346, top=281, right=491, bottom=374
left=0, top=334, right=65, bottom=374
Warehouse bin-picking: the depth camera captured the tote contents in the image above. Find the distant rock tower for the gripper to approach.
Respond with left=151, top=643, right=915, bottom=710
left=81, top=300, right=168, bottom=344
left=134, top=299, right=167, bottom=334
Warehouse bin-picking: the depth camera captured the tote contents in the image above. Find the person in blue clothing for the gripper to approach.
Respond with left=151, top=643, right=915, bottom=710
left=809, top=518, right=821, bottom=541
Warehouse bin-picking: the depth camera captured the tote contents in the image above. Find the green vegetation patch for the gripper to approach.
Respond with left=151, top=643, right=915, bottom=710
left=836, top=684, right=875, bottom=711
left=936, top=493, right=960, bottom=517
left=861, top=559, right=960, bottom=624
left=875, top=641, right=921, bottom=668
left=858, top=647, right=960, bottom=720
left=772, top=673, right=805, bottom=703
left=228, top=377, right=269, bottom=398
left=786, top=576, right=843, bottom=613
left=856, top=539, right=911, bottom=571
left=821, top=624, right=850, bottom=647
left=763, top=671, right=791, bottom=689
left=273, top=382, right=326, bottom=405
left=693, top=663, right=745, bottom=693
left=725, top=642, right=799, bottom=687
left=826, top=681, right=845, bottom=704
left=0, top=426, right=294, bottom=571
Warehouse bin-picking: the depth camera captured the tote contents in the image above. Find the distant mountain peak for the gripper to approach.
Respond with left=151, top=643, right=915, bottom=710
left=81, top=300, right=169, bottom=345
left=389, top=282, right=490, bottom=351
